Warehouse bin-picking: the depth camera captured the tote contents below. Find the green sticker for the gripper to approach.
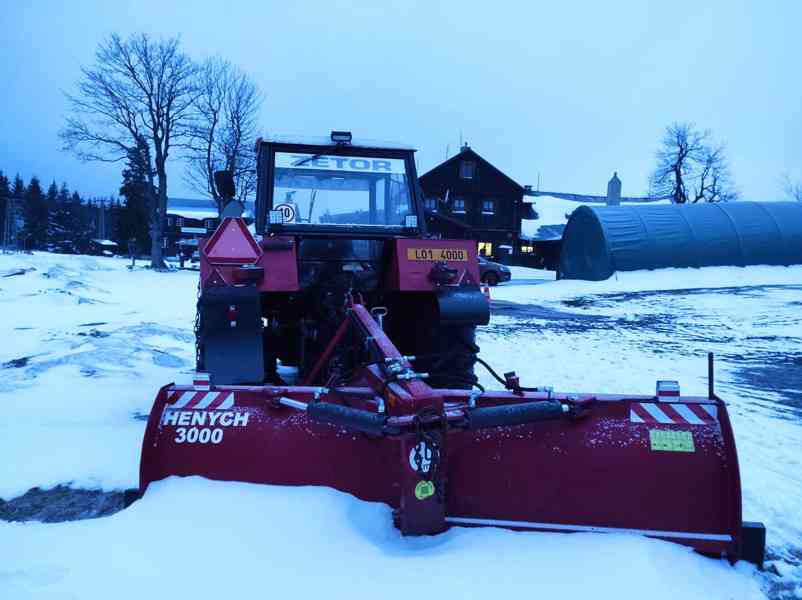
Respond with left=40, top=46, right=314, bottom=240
left=415, top=480, right=436, bottom=500
left=650, top=429, right=695, bottom=452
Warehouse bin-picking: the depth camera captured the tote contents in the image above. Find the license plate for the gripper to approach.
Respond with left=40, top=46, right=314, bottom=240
left=406, top=248, right=468, bottom=262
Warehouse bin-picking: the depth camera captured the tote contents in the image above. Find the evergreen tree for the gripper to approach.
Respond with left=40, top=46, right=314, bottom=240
left=47, top=182, right=75, bottom=253
left=22, top=176, right=48, bottom=250
left=4, top=174, right=26, bottom=249
left=48, top=204, right=72, bottom=252
left=58, top=182, right=70, bottom=203
left=0, top=170, right=10, bottom=245
left=46, top=180, right=58, bottom=207
left=12, top=174, right=25, bottom=199
left=116, top=141, right=151, bottom=252
left=69, top=191, right=93, bottom=253
left=48, top=184, right=71, bottom=253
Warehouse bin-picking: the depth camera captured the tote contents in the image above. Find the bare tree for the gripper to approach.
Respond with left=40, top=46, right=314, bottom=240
left=692, top=144, right=738, bottom=203
left=61, top=33, right=197, bottom=268
left=186, top=57, right=261, bottom=212
left=649, top=122, right=737, bottom=203
left=783, top=175, right=802, bottom=202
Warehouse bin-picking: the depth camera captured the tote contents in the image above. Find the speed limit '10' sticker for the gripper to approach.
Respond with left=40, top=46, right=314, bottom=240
left=273, top=203, right=296, bottom=223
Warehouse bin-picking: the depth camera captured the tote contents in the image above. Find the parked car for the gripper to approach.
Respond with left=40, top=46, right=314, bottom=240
left=478, top=256, right=511, bottom=285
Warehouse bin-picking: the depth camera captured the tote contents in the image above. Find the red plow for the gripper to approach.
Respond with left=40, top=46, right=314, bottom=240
left=137, top=133, right=764, bottom=566
left=141, top=300, right=762, bottom=562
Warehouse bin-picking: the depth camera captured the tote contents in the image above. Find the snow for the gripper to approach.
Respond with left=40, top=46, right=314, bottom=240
left=0, top=252, right=197, bottom=498
left=3, top=252, right=802, bottom=597
left=0, top=477, right=766, bottom=600
left=521, top=195, right=672, bottom=240
left=169, top=208, right=218, bottom=220
left=492, top=264, right=802, bottom=304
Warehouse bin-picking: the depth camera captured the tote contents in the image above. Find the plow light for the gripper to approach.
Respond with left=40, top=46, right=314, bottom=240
left=331, top=130, right=352, bottom=144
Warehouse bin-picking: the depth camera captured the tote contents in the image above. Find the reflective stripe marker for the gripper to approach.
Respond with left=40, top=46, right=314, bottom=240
left=444, top=516, right=732, bottom=542
left=194, top=392, right=219, bottom=409
left=630, top=402, right=718, bottom=425
left=668, top=403, right=705, bottom=425
left=216, top=393, right=234, bottom=410
left=701, top=404, right=717, bottom=419
left=170, top=391, right=196, bottom=409
left=641, top=403, right=675, bottom=424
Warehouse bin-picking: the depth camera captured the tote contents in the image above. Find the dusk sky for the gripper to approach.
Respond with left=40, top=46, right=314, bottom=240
left=2, top=1, right=800, bottom=201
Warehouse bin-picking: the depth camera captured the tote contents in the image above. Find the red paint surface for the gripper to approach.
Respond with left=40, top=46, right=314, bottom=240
left=140, top=387, right=740, bottom=557
left=255, top=236, right=299, bottom=292
left=387, top=239, right=481, bottom=291
left=200, top=227, right=299, bottom=292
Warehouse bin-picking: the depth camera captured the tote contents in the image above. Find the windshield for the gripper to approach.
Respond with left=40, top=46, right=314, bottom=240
left=272, top=151, right=415, bottom=227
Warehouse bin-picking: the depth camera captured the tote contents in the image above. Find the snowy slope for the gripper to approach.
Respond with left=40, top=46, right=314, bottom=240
left=2, top=252, right=801, bottom=598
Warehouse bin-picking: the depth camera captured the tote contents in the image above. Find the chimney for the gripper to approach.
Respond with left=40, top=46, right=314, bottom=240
left=606, top=172, right=622, bottom=206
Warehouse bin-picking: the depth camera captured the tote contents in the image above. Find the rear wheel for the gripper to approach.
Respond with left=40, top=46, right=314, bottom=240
left=482, top=272, right=499, bottom=286
left=385, top=296, right=480, bottom=391
left=418, top=325, right=478, bottom=390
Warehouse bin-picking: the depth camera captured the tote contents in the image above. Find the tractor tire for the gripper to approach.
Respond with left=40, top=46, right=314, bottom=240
left=422, top=325, right=478, bottom=390
left=482, top=272, right=499, bottom=286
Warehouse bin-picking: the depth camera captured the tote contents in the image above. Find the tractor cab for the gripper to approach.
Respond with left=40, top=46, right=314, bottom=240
left=255, top=132, right=426, bottom=238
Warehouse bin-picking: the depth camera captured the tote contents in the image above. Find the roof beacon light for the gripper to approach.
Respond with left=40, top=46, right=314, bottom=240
left=331, top=130, right=352, bottom=145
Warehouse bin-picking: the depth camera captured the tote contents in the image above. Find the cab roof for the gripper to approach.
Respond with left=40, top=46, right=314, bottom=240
left=260, top=134, right=415, bottom=152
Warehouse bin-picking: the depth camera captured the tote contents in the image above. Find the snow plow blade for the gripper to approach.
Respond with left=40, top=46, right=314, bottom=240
left=139, top=304, right=761, bottom=564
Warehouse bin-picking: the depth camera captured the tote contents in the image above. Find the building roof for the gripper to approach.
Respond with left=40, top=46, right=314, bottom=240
left=167, top=197, right=255, bottom=220
left=419, top=146, right=524, bottom=192
left=526, top=190, right=669, bottom=203
left=521, top=194, right=672, bottom=241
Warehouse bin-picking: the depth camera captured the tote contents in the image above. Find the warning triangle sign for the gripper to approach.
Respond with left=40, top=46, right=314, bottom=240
left=204, top=218, right=262, bottom=264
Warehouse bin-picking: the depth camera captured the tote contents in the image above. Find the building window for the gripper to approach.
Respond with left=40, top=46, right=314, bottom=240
left=167, top=216, right=174, bottom=227
left=424, top=197, right=437, bottom=211
left=205, top=219, right=216, bottom=229
left=452, top=196, right=466, bottom=213
left=478, top=241, right=493, bottom=257
left=482, top=199, right=495, bottom=214
left=520, top=244, right=534, bottom=254
left=459, top=161, right=475, bottom=179
left=176, top=217, right=184, bottom=228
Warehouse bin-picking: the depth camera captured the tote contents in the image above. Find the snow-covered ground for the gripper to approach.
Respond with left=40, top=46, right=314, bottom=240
left=1, top=251, right=800, bottom=598
left=1, top=477, right=765, bottom=600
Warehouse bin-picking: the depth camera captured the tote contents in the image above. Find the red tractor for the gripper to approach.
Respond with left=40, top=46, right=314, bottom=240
left=138, top=132, right=764, bottom=566
left=197, top=132, right=488, bottom=391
